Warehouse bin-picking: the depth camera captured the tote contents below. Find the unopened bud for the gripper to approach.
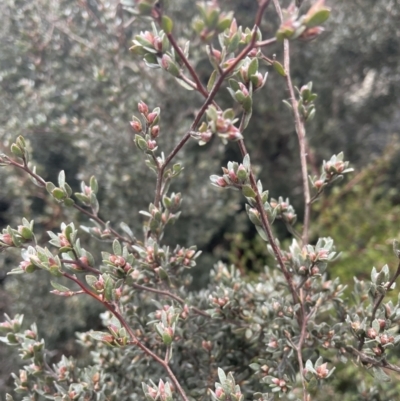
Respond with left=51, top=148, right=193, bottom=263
left=138, top=101, right=149, bottom=115
left=130, top=120, right=142, bottom=132
left=151, top=125, right=160, bottom=138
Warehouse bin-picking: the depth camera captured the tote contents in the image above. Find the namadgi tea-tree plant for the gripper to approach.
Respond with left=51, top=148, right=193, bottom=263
left=1, top=1, right=400, bottom=400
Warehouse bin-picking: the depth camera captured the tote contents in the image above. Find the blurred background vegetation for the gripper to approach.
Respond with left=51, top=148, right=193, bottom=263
left=1, top=0, right=400, bottom=397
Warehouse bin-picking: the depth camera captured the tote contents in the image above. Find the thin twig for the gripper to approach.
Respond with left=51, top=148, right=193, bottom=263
left=370, top=261, right=400, bottom=325
left=273, top=0, right=311, bottom=246
left=5, top=156, right=135, bottom=245
left=132, top=283, right=210, bottom=318
left=256, top=37, right=277, bottom=47
left=344, top=345, right=400, bottom=374
left=237, top=114, right=299, bottom=307
left=167, top=33, right=209, bottom=98
left=60, top=258, right=101, bottom=275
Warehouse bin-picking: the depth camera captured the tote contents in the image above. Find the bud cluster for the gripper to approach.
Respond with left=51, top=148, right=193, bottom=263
left=10, top=135, right=28, bottom=160
left=297, top=81, right=317, bottom=121
left=169, top=245, right=200, bottom=270
left=132, top=101, right=162, bottom=154
left=192, top=3, right=233, bottom=43
left=152, top=305, right=180, bottom=346
left=46, top=170, right=75, bottom=208
left=270, top=196, right=297, bottom=226
left=310, top=152, right=353, bottom=194
left=210, top=369, right=244, bottom=401
left=276, top=0, right=331, bottom=42
left=192, top=105, right=243, bottom=145
left=102, top=239, right=135, bottom=278
left=142, top=379, right=174, bottom=401
left=0, top=218, right=34, bottom=250
left=130, top=23, right=185, bottom=79
left=226, top=57, right=267, bottom=120
left=74, top=176, right=99, bottom=213
left=210, top=158, right=251, bottom=190
left=304, top=357, right=335, bottom=381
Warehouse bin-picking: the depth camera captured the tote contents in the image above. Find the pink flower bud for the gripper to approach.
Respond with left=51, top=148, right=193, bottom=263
left=202, top=340, right=213, bottom=352
left=238, top=82, right=249, bottom=97
left=147, top=112, right=158, bottom=124
left=314, top=179, right=324, bottom=189
left=147, top=140, right=157, bottom=150
left=228, top=169, right=238, bottom=183
left=130, top=120, right=142, bottom=132
left=151, top=125, right=160, bottom=138
left=227, top=126, right=243, bottom=141
left=142, top=31, right=155, bottom=44
left=153, top=36, right=163, bottom=52
left=138, top=101, right=149, bottom=115
left=215, top=387, right=225, bottom=399
left=311, top=266, right=320, bottom=275
left=1, top=233, right=14, bottom=246
left=216, top=177, right=228, bottom=187
left=211, top=48, right=222, bottom=63
left=58, top=233, right=71, bottom=247
left=315, top=363, right=329, bottom=378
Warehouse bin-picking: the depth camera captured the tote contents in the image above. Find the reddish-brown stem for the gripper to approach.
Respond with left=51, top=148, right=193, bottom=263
left=167, top=33, right=209, bottom=98
left=72, top=203, right=134, bottom=245
left=273, top=0, right=311, bottom=246
left=5, top=156, right=135, bottom=246
left=371, top=261, right=400, bottom=325
left=256, top=37, right=277, bottom=47
left=344, top=345, right=400, bottom=374
left=153, top=0, right=272, bottom=207
left=62, top=272, right=189, bottom=401
left=60, top=259, right=101, bottom=275
left=236, top=129, right=299, bottom=307
left=132, top=283, right=210, bottom=318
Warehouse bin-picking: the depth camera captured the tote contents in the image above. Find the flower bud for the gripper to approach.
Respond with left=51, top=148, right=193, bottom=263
left=130, top=120, right=142, bottom=132
left=367, top=327, right=377, bottom=339
left=227, top=126, right=243, bottom=141
left=315, top=363, right=329, bottom=379
left=1, top=233, right=14, bottom=246
left=146, top=112, right=158, bottom=124
left=216, top=177, right=228, bottom=187
left=138, top=101, right=149, bottom=115
left=299, top=26, right=325, bottom=41
left=200, top=130, right=213, bottom=143
left=151, top=125, right=160, bottom=138
left=147, top=140, right=157, bottom=150
left=237, top=165, right=248, bottom=182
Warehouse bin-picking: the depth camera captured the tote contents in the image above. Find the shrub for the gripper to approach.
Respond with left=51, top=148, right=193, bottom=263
left=1, top=1, right=400, bottom=400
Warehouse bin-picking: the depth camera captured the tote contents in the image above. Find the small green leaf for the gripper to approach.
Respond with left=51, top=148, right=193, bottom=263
left=273, top=60, right=286, bottom=77
left=113, top=239, right=122, bottom=256
left=248, top=57, right=259, bottom=77
left=86, top=275, right=98, bottom=289
left=207, top=70, right=217, bottom=92
left=242, top=185, right=256, bottom=198
left=50, top=281, right=71, bottom=292
left=90, top=193, right=99, bottom=214
left=64, top=198, right=75, bottom=207
left=304, top=9, right=331, bottom=28
left=90, top=176, right=98, bottom=194
left=10, top=144, right=24, bottom=158
left=58, top=170, right=66, bottom=187
left=52, top=188, right=66, bottom=200
left=217, top=368, right=227, bottom=385
left=161, top=15, right=173, bottom=34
